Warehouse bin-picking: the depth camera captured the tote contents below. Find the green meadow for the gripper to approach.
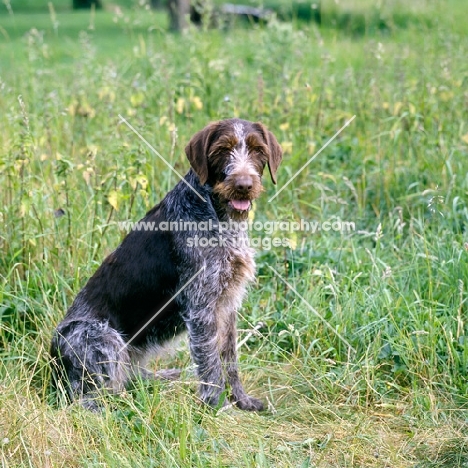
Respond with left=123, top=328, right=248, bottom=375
left=1, top=0, right=468, bottom=466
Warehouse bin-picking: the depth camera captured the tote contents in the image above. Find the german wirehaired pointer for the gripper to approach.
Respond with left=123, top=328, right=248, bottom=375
left=50, top=118, right=282, bottom=411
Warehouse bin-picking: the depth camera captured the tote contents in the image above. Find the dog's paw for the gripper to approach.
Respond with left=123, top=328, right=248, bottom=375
left=155, top=368, right=182, bottom=381
left=199, top=383, right=227, bottom=409
left=79, top=394, right=103, bottom=413
left=200, top=390, right=227, bottom=408
left=233, top=394, right=264, bottom=412
left=136, top=367, right=181, bottom=381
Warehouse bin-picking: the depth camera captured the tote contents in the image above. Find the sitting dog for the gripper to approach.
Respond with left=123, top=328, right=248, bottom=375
left=50, top=118, right=282, bottom=411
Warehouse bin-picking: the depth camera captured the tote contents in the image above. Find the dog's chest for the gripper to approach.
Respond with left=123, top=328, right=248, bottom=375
left=218, top=229, right=255, bottom=283
left=216, top=231, right=255, bottom=330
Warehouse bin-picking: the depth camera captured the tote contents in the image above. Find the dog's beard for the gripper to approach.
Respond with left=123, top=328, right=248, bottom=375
left=212, top=179, right=263, bottom=221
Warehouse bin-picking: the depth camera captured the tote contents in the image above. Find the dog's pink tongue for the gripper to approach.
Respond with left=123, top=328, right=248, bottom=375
left=231, top=200, right=251, bottom=211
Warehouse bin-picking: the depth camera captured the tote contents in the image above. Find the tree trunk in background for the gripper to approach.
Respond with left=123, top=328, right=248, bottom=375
left=72, top=0, right=102, bottom=9
left=168, top=0, right=191, bottom=31
left=150, top=0, right=163, bottom=8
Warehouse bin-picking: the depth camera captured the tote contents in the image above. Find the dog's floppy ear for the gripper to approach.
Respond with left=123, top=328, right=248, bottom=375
left=185, top=121, right=220, bottom=186
left=254, top=122, right=283, bottom=185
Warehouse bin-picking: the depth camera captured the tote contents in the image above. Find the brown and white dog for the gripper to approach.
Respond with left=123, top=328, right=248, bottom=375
left=50, top=118, right=282, bottom=411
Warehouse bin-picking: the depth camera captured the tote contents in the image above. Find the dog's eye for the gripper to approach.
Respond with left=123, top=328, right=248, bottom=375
left=258, top=152, right=268, bottom=166
left=209, top=149, right=227, bottom=158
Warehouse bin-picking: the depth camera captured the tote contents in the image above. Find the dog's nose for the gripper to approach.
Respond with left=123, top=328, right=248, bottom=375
left=235, top=176, right=253, bottom=191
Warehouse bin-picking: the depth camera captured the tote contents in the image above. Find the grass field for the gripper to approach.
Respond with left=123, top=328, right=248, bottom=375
left=1, top=0, right=468, bottom=466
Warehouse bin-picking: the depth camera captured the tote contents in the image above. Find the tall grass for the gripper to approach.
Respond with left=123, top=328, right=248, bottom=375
left=1, top=1, right=468, bottom=466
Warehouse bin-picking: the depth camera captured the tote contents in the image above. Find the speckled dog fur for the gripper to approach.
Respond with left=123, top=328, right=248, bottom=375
left=50, top=118, right=282, bottom=411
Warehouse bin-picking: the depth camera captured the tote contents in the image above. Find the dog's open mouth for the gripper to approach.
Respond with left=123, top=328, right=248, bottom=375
left=228, top=199, right=251, bottom=212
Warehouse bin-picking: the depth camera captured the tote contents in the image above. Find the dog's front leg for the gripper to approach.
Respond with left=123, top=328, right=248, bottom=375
left=186, top=311, right=226, bottom=407
left=221, top=311, right=264, bottom=411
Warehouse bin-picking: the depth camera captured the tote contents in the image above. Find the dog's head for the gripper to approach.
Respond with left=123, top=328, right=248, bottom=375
left=185, top=119, right=283, bottom=219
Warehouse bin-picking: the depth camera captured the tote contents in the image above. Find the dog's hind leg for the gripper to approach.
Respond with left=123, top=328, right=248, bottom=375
left=132, top=366, right=182, bottom=381
left=50, top=319, right=130, bottom=411
left=127, top=345, right=182, bottom=382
